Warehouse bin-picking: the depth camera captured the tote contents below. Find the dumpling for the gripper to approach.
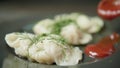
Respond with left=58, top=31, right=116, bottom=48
left=87, top=17, right=104, bottom=33
left=33, top=13, right=104, bottom=45
left=5, top=32, right=35, bottom=57
left=28, top=35, right=62, bottom=64
left=79, top=33, right=93, bottom=44
left=33, top=19, right=55, bottom=35
left=28, top=34, right=83, bottom=65
left=60, top=23, right=92, bottom=45
left=60, top=23, right=81, bottom=44
left=54, top=47, right=82, bottom=66
left=76, top=15, right=104, bottom=33
left=76, top=14, right=92, bottom=31
left=5, top=33, right=83, bottom=66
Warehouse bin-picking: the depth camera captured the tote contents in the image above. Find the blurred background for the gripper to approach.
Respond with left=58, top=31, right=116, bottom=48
left=0, top=0, right=100, bottom=23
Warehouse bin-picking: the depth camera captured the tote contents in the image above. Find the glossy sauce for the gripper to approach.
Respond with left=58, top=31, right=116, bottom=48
left=85, top=33, right=120, bottom=58
left=97, top=0, right=120, bottom=20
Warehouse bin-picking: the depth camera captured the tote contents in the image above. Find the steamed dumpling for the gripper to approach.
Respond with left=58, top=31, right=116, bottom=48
left=33, top=19, right=55, bottom=35
left=5, top=33, right=83, bottom=66
left=76, top=15, right=92, bottom=31
left=33, top=13, right=104, bottom=45
left=60, top=23, right=92, bottom=45
left=5, top=32, right=35, bottom=57
left=60, top=23, right=81, bottom=44
left=29, top=34, right=83, bottom=65
left=54, top=47, right=82, bottom=66
left=87, top=17, right=104, bottom=33
left=28, top=34, right=62, bottom=64
left=76, top=15, right=104, bottom=33
left=28, top=40, right=56, bottom=64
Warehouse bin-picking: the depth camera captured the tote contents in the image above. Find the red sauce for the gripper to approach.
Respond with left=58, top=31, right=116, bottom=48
left=97, top=0, right=120, bottom=20
left=99, top=32, right=120, bottom=44
left=85, top=33, right=120, bottom=58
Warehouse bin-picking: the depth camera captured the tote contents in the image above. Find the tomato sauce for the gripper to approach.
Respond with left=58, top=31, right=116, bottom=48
left=97, top=0, right=120, bottom=20
left=85, top=33, right=120, bottom=58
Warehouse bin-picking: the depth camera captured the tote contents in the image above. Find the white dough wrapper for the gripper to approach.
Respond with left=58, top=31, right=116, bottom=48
left=28, top=34, right=83, bottom=65
left=29, top=39, right=61, bottom=64
left=79, top=33, right=93, bottom=44
left=33, top=19, right=55, bottom=35
left=87, top=17, right=104, bottom=33
left=55, top=47, right=82, bottom=66
left=5, top=32, right=35, bottom=57
left=76, top=15, right=92, bottom=31
left=60, top=23, right=92, bottom=45
left=76, top=15, right=104, bottom=33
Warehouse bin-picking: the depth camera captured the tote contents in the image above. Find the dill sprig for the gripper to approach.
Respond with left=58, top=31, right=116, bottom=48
left=49, top=35, right=67, bottom=45
left=51, top=19, right=75, bottom=34
left=32, top=33, right=48, bottom=44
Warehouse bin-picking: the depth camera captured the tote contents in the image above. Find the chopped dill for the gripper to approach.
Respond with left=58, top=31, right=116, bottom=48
left=51, top=19, right=75, bottom=34
left=33, top=33, right=48, bottom=44
left=49, top=35, right=67, bottom=45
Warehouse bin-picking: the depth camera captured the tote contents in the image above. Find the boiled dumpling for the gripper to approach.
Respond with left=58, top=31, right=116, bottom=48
left=87, top=17, right=104, bottom=33
left=60, top=23, right=82, bottom=45
left=28, top=34, right=61, bottom=64
left=79, top=33, right=93, bottom=44
left=5, top=32, right=35, bottom=57
left=76, top=15, right=104, bottom=33
left=60, top=23, right=92, bottom=45
left=29, top=34, right=83, bottom=65
left=32, top=13, right=103, bottom=45
left=5, top=33, right=83, bottom=66
left=54, top=47, right=82, bottom=66
left=76, top=14, right=92, bottom=31
left=33, top=19, right=55, bottom=35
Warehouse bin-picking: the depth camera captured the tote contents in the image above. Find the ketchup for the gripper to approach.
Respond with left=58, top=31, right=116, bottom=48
left=85, top=33, right=120, bottom=58
left=97, top=0, right=120, bottom=20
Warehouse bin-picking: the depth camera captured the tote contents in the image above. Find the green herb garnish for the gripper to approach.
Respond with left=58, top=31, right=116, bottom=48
left=51, top=19, right=75, bottom=34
